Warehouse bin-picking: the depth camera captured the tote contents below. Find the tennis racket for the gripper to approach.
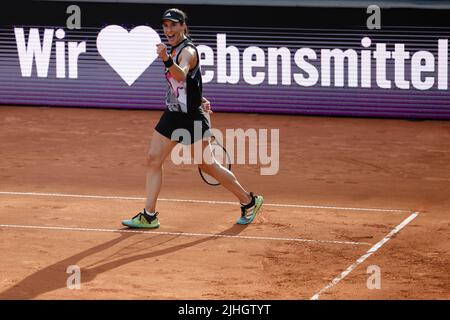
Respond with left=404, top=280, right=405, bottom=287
left=198, top=112, right=232, bottom=186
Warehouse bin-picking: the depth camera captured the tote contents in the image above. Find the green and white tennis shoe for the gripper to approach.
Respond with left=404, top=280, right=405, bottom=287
left=237, top=193, right=264, bottom=225
left=122, top=211, right=160, bottom=229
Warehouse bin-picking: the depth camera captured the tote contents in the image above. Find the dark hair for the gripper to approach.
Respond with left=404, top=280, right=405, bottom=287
left=166, top=8, right=191, bottom=40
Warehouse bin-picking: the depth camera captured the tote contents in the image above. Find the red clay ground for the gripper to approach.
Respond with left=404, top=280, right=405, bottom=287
left=0, top=106, right=449, bottom=299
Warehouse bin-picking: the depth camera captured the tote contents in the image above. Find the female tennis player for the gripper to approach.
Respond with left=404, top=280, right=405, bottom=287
left=122, top=8, right=263, bottom=228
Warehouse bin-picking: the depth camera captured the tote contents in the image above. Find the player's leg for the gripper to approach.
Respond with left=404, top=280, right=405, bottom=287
left=197, top=139, right=264, bottom=224
left=122, top=130, right=177, bottom=228
left=198, top=158, right=250, bottom=204
left=144, top=130, right=178, bottom=212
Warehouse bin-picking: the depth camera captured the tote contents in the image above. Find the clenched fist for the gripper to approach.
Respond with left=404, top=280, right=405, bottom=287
left=156, top=43, right=169, bottom=61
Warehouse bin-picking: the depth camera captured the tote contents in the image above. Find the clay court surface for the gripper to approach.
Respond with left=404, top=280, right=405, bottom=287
left=0, top=106, right=449, bottom=299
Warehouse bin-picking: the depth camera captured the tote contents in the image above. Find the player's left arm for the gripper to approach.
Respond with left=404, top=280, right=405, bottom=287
left=201, top=97, right=212, bottom=114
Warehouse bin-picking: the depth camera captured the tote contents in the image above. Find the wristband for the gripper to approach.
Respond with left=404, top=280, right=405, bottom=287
left=163, top=56, right=174, bottom=68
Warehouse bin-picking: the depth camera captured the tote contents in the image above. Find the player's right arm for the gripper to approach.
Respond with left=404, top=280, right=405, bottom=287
left=156, top=43, right=196, bottom=82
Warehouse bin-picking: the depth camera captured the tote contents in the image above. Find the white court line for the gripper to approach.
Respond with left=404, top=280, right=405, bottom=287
left=0, top=191, right=411, bottom=213
left=310, top=212, right=419, bottom=300
left=0, top=224, right=371, bottom=246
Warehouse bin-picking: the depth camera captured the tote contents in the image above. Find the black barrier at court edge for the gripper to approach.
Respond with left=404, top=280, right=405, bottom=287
left=0, top=300, right=446, bottom=317
left=1, top=1, right=450, bottom=119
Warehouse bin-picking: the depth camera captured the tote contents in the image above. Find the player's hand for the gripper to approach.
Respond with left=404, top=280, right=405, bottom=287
left=156, top=43, right=169, bottom=61
left=201, top=97, right=213, bottom=114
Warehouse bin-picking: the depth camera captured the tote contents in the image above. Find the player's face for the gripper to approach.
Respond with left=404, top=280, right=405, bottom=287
left=162, top=20, right=185, bottom=46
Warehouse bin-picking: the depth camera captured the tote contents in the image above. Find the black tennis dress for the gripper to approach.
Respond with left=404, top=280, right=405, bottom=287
left=155, top=38, right=211, bottom=145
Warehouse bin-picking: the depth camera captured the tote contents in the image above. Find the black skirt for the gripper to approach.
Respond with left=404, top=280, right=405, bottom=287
left=155, top=107, right=212, bottom=145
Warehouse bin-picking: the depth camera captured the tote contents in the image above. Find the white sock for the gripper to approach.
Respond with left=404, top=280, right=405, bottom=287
left=241, top=194, right=254, bottom=207
left=144, top=208, right=156, bottom=216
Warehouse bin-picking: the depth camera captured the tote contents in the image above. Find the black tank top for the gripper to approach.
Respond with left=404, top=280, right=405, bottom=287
left=165, top=38, right=203, bottom=114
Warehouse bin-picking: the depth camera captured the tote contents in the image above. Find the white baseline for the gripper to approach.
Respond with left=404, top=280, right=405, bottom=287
left=0, top=191, right=411, bottom=213
left=0, top=224, right=371, bottom=246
